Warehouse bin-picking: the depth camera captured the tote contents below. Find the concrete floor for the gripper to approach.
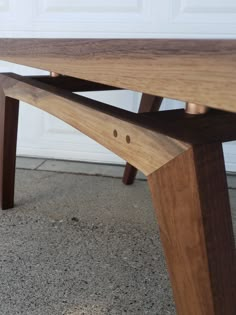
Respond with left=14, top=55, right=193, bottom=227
left=0, top=158, right=235, bottom=315
left=15, top=157, right=146, bottom=180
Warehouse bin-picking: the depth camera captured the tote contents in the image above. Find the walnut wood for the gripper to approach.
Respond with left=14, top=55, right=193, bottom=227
left=138, top=95, right=163, bottom=113
left=141, top=108, right=236, bottom=144
left=122, top=164, right=138, bottom=185
left=123, top=94, right=163, bottom=185
left=0, top=73, right=188, bottom=176
left=1, top=38, right=236, bottom=315
left=0, top=89, right=19, bottom=210
left=30, top=75, right=121, bottom=92
left=148, top=143, right=236, bottom=315
left=1, top=39, right=236, bottom=111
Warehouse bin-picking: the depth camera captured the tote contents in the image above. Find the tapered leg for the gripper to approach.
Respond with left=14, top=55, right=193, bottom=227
left=0, top=89, right=19, bottom=210
left=123, top=94, right=163, bottom=185
left=148, top=143, right=236, bottom=315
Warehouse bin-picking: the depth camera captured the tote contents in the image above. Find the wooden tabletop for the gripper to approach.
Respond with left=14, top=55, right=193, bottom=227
left=0, top=39, right=236, bottom=112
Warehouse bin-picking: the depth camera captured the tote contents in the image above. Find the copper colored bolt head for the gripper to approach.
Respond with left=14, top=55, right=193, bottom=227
left=185, top=102, right=209, bottom=115
left=50, top=71, right=60, bottom=77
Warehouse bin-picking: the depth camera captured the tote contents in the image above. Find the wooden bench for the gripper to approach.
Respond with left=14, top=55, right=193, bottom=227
left=0, top=39, right=235, bottom=315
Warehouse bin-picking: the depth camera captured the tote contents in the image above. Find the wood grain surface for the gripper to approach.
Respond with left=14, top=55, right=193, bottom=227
left=0, top=73, right=189, bottom=176
left=123, top=94, right=163, bottom=185
left=148, top=143, right=236, bottom=315
left=0, top=39, right=236, bottom=111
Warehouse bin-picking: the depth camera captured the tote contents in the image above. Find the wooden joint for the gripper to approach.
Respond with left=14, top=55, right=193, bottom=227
left=1, top=72, right=235, bottom=175
left=1, top=73, right=235, bottom=176
left=112, top=129, right=132, bottom=145
left=0, top=72, right=189, bottom=176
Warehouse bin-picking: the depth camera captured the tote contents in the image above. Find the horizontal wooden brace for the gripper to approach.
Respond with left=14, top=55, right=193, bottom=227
left=0, top=73, right=189, bottom=175
left=28, top=75, right=121, bottom=92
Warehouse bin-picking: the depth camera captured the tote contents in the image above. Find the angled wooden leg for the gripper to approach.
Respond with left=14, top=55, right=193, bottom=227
left=122, top=94, right=163, bottom=185
left=122, top=164, right=138, bottom=185
left=0, top=89, right=19, bottom=210
left=148, top=143, right=236, bottom=315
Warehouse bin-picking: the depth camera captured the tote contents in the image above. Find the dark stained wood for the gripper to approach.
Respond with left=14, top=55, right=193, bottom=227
left=140, top=108, right=236, bottom=144
left=122, top=164, right=138, bottom=185
left=30, top=75, right=121, bottom=92
left=1, top=39, right=236, bottom=110
left=0, top=88, right=19, bottom=210
left=138, top=95, right=163, bottom=113
left=123, top=94, right=163, bottom=185
left=148, top=143, right=236, bottom=315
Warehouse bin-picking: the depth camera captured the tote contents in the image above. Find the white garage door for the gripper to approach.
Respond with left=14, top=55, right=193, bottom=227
left=0, top=0, right=236, bottom=170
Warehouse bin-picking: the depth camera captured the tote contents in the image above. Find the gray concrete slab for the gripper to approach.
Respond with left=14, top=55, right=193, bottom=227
left=227, top=174, right=236, bottom=189
left=38, top=159, right=146, bottom=180
left=229, top=189, right=236, bottom=232
left=16, top=157, right=46, bottom=170
left=0, top=169, right=173, bottom=315
left=0, top=168, right=235, bottom=315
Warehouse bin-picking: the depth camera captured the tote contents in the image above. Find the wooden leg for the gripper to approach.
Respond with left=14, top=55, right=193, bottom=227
left=122, top=163, right=138, bottom=185
left=122, top=94, right=163, bottom=185
left=148, top=143, right=236, bottom=315
left=0, top=90, right=19, bottom=210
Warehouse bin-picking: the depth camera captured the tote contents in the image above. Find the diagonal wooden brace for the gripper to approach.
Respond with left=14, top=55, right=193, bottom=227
left=0, top=73, right=189, bottom=176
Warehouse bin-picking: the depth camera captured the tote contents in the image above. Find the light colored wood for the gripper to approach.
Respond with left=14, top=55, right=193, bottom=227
left=0, top=73, right=189, bottom=176
left=148, top=143, right=236, bottom=315
left=1, top=39, right=236, bottom=112
left=123, top=94, right=163, bottom=185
